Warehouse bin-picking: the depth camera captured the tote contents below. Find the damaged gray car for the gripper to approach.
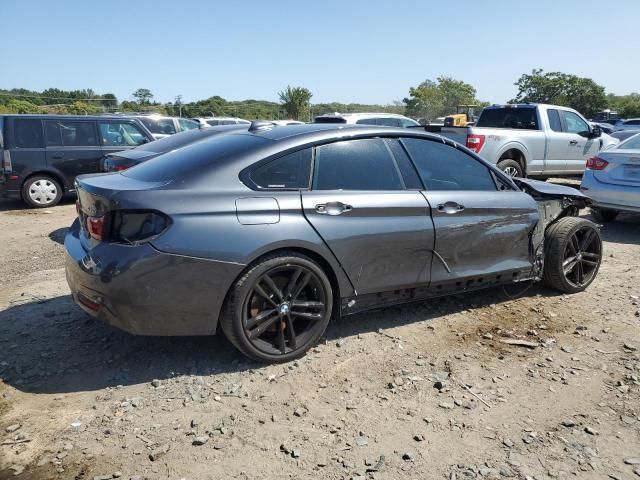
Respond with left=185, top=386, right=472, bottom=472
left=64, top=123, right=602, bottom=362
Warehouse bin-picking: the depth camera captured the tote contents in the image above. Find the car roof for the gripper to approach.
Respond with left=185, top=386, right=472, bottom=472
left=0, top=114, right=148, bottom=120
left=229, top=123, right=442, bottom=143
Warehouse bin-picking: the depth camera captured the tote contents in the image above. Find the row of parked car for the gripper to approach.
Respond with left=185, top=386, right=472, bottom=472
left=0, top=108, right=638, bottom=220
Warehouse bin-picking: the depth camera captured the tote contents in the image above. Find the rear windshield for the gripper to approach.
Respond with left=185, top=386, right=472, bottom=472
left=618, top=133, right=640, bottom=150
left=476, top=107, right=539, bottom=130
left=314, top=117, right=347, bottom=124
left=122, top=133, right=267, bottom=182
left=136, top=125, right=244, bottom=153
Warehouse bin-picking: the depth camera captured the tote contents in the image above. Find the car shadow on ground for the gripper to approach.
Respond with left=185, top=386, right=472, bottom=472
left=48, top=227, right=68, bottom=245
left=0, top=197, right=76, bottom=213
left=0, top=283, right=554, bottom=396
left=591, top=211, right=640, bottom=245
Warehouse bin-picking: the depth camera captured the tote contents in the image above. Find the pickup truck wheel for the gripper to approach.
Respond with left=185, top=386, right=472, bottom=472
left=497, top=159, right=523, bottom=178
left=543, top=217, right=602, bottom=294
left=591, top=208, right=618, bottom=222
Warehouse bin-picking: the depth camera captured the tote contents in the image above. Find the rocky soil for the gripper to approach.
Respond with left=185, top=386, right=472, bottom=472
left=0, top=197, right=639, bottom=480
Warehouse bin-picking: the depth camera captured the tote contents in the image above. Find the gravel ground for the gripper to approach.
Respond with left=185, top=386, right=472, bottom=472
left=0, top=195, right=639, bottom=480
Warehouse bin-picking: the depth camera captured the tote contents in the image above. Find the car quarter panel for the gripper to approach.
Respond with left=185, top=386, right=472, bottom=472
left=148, top=190, right=355, bottom=297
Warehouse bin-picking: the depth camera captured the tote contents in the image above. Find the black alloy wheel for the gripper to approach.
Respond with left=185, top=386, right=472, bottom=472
left=543, top=217, right=602, bottom=293
left=221, top=253, right=333, bottom=362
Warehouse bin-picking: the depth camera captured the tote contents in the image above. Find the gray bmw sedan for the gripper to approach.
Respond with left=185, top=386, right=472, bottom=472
left=65, top=123, right=602, bottom=362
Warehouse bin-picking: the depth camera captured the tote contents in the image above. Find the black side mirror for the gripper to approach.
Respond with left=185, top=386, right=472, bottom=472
left=591, top=125, right=602, bottom=138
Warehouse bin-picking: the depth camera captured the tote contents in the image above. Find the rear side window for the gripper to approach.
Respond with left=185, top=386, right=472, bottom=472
left=312, top=138, right=403, bottom=190
left=399, top=117, right=419, bottom=127
left=356, top=118, right=378, bottom=125
left=206, top=119, right=220, bottom=126
left=46, top=121, right=97, bottom=147
left=401, top=138, right=496, bottom=191
left=547, top=109, right=562, bottom=132
left=249, top=149, right=312, bottom=189
left=476, top=108, right=539, bottom=130
left=13, top=119, right=43, bottom=148
left=625, top=120, right=640, bottom=126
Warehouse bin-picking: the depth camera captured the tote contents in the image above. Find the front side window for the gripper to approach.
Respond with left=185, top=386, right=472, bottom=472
left=401, top=138, right=496, bottom=191
left=249, top=149, right=312, bottom=189
left=312, top=138, right=403, bottom=191
left=178, top=118, right=199, bottom=131
left=355, top=118, right=378, bottom=125
left=562, top=111, right=589, bottom=134
left=45, top=121, right=97, bottom=147
left=547, top=109, right=562, bottom=132
left=140, top=117, right=176, bottom=135
left=13, top=119, right=43, bottom=148
left=99, top=122, right=147, bottom=147
left=206, top=119, right=220, bottom=126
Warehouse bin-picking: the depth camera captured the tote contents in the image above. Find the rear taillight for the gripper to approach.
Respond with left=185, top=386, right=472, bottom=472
left=2, top=150, right=12, bottom=172
left=466, top=134, right=486, bottom=153
left=586, top=156, right=609, bottom=170
left=86, top=216, right=106, bottom=241
left=111, top=211, right=171, bottom=244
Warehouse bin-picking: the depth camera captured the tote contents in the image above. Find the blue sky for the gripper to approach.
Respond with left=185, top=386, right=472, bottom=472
left=3, top=0, right=639, bottom=105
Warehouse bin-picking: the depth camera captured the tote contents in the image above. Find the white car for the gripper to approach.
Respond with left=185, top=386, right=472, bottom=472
left=192, top=117, right=251, bottom=127
left=314, top=112, right=419, bottom=127
left=580, top=132, right=640, bottom=221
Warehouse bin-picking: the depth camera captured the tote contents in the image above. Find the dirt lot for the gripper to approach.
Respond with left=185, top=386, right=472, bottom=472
left=0, top=195, right=639, bottom=480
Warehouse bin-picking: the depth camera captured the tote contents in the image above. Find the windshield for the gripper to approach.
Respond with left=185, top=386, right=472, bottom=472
left=617, top=133, right=640, bottom=150
left=140, top=117, right=176, bottom=135
left=476, top=107, right=539, bottom=130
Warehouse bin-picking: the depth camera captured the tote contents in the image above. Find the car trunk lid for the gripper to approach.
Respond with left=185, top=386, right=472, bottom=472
left=593, top=150, right=640, bottom=187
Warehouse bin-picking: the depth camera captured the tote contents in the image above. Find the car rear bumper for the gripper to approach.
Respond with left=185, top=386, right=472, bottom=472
left=581, top=172, right=640, bottom=213
left=64, top=218, right=245, bottom=336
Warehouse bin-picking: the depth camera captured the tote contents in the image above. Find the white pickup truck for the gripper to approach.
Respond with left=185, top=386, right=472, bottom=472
left=432, top=104, right=619, bottom=178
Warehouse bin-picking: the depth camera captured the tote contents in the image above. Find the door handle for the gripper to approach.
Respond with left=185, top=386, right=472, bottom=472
left=437, top=202, right=465, bottom=214
left=315, top=202, right=353, bottom=215
left=569, top=140, right=578, bottom=145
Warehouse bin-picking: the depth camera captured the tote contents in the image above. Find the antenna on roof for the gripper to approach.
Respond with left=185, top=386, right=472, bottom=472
left=248, top=121, right=275, bottom=133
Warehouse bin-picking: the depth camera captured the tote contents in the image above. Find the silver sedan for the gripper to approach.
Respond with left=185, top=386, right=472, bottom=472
left=581, top=132, right=640, bottom=221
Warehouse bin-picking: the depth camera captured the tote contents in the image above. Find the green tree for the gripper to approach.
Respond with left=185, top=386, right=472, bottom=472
left=607, top=93, right=640, bottom=118
left=403, top=76, right=479, bottom=121
left=132, top=88, right=154, bottom=105
left=0, top=99, right=44, bottom=114
left=278, top=86, right=313, bottom=121
left=510, top=69, right=606, bottom=118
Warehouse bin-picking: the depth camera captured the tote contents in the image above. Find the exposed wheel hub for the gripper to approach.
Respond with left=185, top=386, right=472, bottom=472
left=278, top=303, right=290, bottom=315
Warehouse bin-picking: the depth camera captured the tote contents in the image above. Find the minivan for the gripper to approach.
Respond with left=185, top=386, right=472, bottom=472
left=0, top=115, right=155, bottom=208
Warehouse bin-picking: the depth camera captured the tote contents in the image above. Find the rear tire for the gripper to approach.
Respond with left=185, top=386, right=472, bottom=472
left=497, top=159, right=524, bottom=178
left=543, top=217, right=602, bottom=294
left=22, top=175, right=62, bottom=208
left=220, top=252, right=333, bottom=363
left=591, top=208, right=618, bottom=223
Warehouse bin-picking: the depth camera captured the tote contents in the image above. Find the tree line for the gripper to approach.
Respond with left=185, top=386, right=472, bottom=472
left=1, top=70, right=638, bottom=121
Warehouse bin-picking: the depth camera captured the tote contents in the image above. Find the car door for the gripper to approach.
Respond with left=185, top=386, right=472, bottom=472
left=7, top=117, right=46, bottom=183
left=400, top=137, right=538, bottom=286
left=45, top=120, right=102, bottom=186
left=543, top=108, right=569, bottom=173
left=98, top=120, right=150, bottom=160
left=560, top=110, right=600, bottom=173
left=301, top=137, right=434, bottom=295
